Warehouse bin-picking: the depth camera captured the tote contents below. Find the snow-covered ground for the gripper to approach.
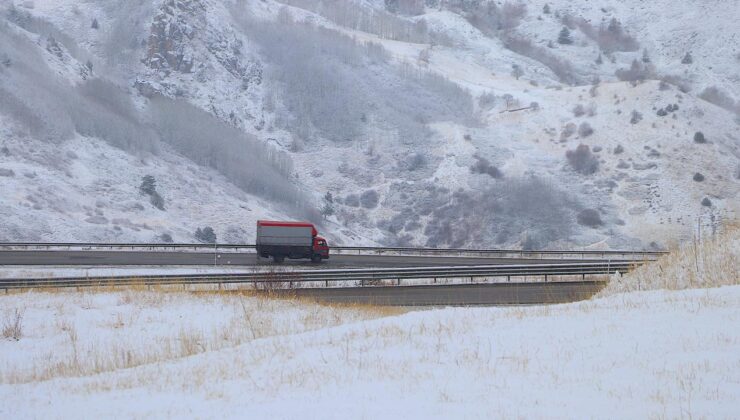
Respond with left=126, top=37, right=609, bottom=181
left=1, top=285, right=739, bottom=418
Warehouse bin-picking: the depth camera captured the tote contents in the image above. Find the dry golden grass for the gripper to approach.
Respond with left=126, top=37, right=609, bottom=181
left=600, top=222, right=739, bottom=296
left=0, top=288, right=400, bottom=384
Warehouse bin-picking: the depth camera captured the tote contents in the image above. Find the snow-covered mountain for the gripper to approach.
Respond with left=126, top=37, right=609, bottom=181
left=0, top=0, right=738, bottom=248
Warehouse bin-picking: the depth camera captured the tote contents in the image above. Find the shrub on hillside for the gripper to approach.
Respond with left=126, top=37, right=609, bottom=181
left=344, top=194, right=360, bottom=207
left=572, top=104, right=585, bottom=117
left=566, top=144, right=599, bottom=175
left=470, top=155, right=503, bottom=178
left=699, top=86, right=739, bottom=115
left=576, top=209, right=603, bottom=228
left=615, top=60, right=654, bottom=82
left=560, top=122, right=577, bottom=140
left=694, top=131, right=706, bottom=144
left=693, top=173, right=705, bottom=182
left=502, top=35, right=577, bottom=85
left=422, top=177, right=578, bottom=249
left=578, top=122, right=594, bottom=137
left=195, top=227, right=217, bottom=244
left=478, top=92, right=496, bottom=109
left=360, top=190, right=379, bottom=209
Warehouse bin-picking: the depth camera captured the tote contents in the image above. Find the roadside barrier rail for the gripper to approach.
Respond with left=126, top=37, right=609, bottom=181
left=0, top=261, right=639, bottom=290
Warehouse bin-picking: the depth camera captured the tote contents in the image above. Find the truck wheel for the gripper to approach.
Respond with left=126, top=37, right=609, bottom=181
left=310, top=254, right=322, bottom=263
left=273, top=255, right=285, bottom=263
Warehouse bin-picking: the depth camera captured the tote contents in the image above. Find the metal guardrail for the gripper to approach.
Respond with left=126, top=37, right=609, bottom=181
left=0, top=261, right=638, bottom=290
left=0, top=242, right=667, bottom=260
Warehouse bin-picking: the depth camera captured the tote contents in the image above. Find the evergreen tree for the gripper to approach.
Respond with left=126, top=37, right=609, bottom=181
left=542, top=4, right=550, bottom=14
left=681, top=52, right=693, bottom=64
left=320, top=191, right=335, bottom=219
left=139, top=175, right=156, bottom=196
left=557, top=27, right=573, bottom=45
left=139, top=175, right=165, bottom=210
left=641, top=48, right=650, bottom=63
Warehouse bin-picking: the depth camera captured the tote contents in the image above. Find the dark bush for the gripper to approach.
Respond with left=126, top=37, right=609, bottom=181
left=405, top=153, right=427, bottom=171
left=572, top=104, right=585, bottom=117
left=630, top=110, right=643, bottom=124
left=160, top=233, right=173, bottom=243
left=681, top=52, right=693, bottom=64
left=694, top=131, right=706, bottom=144
left=560, top=122, right=577, bottom=140
left=566, top=144, right=599, bottom=175
left=656, top=108, right=667, bottom=117
left=470, top=155, right=503, bottom=178
left=195, top=227, right=217, bottom=244
left=422, top=177, right=578, bottom=249
left=578, top=122, right=594, bottom=137
left=693, top=173, right=705, bottom=182
left=360, top=190, right=379, bottom=209
left=577, top=209, right=603, bottom=227
left=149, top=192, right=165, bottom=211
left=344, top=194, right=360, bottom=207
left=614, top=145, right=624, bottom=154
left=615, top=59, right=654, bottom=82
left=701, top=197, right=712, bottom=207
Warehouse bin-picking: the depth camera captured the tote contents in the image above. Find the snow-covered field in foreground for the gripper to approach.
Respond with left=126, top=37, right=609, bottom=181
left=1, top=286, right=739, bottom=419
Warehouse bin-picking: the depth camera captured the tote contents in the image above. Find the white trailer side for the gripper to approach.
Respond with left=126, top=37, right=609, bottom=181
left=256, top=225, right=313, bottom=247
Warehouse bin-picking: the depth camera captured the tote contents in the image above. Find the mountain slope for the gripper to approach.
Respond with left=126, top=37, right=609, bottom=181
left=0, top=0, right=737, bottom=247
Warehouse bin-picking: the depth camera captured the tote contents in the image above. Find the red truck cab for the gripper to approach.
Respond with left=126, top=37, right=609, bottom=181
left=313, top=236, right=329, bottom=259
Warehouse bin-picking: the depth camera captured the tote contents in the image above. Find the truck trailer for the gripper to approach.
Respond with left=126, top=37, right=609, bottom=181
left=256, top=220, right=329, bottom=263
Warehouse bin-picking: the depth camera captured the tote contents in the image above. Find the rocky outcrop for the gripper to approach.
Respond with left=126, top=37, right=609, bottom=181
left=143, top=0, right=202, bottom=74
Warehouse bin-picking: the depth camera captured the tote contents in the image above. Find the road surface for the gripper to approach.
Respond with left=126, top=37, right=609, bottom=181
left=0, top=250, right=594, bottom=268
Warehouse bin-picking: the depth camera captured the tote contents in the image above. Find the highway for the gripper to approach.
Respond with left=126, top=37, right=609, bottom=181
left=0, top=250, right=595, bottom=267
left=0, top=247, right=639, bottom=306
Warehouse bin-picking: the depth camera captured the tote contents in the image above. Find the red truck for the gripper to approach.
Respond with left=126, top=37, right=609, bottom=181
left=256, top=220, right=329, bottom=263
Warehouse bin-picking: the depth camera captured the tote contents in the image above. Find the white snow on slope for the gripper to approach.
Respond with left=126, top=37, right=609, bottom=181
left=1, top=0, right=738, bottom=249
left=1, top=286, right=739, bottom=418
